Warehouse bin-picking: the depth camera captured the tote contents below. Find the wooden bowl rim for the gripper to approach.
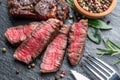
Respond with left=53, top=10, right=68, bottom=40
left=73, top=0, right=117, bottom=18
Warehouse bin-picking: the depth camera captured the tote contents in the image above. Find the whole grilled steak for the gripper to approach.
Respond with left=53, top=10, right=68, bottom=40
left=8, top=0, right=69, bottom=21
left=13, top=19, right=63, bottom=64
left=67, top=20, right=88, bottom=65
left=5, top=22, right=41, bottom=44
left=40, top=25, right=69, bottom=73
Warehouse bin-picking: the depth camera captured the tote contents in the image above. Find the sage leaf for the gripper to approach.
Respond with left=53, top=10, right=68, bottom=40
left=88, top=19, right=112, bottom=30
left=88, top=28, right=102, bottom=44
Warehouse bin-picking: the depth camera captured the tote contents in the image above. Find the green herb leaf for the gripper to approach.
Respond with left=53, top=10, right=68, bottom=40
left=102, top=39, right=108, bottom=48
left=97, top=50, right=118, bottom=55
left=66, top=0, right=74, bottom=9
left=88, top=19, right=112, bottom=30
left=111, top=52, right=120, bottom=56
left=106, top=39, right=115, bottom=50
left=114, top=60, right=120, bottom=65
left=97, top=39, right=120, bottom=64
left=97, top=48, right=112, bottom=52
left=108, top=40, right=120, bottom=50
left=88, top=28, right=102, bottom=44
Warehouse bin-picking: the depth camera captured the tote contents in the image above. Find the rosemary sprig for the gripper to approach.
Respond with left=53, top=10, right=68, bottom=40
left=114, top=60, right=120, bottom=65
left=97, top=39, right=120, bottom=64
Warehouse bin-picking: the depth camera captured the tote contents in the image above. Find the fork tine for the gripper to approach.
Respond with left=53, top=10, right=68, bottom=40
left=89, top=55, right=115, bottom=73
left=84, top=55, right=112, bottom=75
left=82, top=62, right=105, bottom=80
left=83, top=59, right=109, bottom=78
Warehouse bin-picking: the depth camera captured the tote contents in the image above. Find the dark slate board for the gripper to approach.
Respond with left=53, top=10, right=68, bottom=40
left=0, top=0, right=120, bottom=80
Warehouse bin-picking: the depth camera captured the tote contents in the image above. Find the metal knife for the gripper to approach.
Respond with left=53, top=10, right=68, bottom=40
left=71, top=70, right=90, bottom=80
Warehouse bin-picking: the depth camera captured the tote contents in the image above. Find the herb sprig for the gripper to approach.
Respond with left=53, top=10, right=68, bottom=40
left=97, top=39, right=120, bottom=64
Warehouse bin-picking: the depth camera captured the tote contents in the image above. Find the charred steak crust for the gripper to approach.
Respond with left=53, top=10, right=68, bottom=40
left=8, top=0, right=40, bottom=18
left=13, top=19, right=63, bottom=64
left=8, top=0, right=69, bottom=21
left=40, top=25, right=69, bottom=73
left=57, top=0, right=69, bottom=21
left=67, top=20, right=88, bottom=65
left=5, top=22, right=41, bottom=44
left=35, top=0, right=57, bottom=20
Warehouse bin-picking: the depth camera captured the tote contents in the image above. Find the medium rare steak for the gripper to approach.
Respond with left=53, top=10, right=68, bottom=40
left=67, top=20, right=88, bottom=65
left=40, top=25, right=69, bottom=73
left=13, top=19, right=63, bottom=64
left=5, top=22, right=41, bottom=44
left=8, top=0, right=69, bottom=21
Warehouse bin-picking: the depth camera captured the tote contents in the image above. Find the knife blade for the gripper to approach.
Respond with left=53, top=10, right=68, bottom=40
left=71, top=70, right=90, bottom=80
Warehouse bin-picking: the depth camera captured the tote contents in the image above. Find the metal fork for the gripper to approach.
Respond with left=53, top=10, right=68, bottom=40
left=82, top=54, right=120, bottom=80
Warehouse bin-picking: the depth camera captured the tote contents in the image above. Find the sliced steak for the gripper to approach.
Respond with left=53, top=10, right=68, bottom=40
left=8, top=0, right=69, bottom=21
left=5, top=22, right=41, bottom=44
left=40, top=25, right=69, bottom=73
left=13, top=19, right=63, bottom=64
left=67, top=20, right=88, bottom=65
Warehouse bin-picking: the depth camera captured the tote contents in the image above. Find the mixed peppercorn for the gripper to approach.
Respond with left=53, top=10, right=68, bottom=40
left=55, top=70, right=66, bottom=80
left=78, top=0, right=112, bottom=13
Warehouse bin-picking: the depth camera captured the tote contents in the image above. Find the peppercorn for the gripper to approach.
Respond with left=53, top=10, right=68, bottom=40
left=2, top=48, right=6, bottom=53
left=60, top=74, right=65, bottom=78
left=69, top=15, right=73, bottom=19
left=107, top=20, right=110, bottom=24
left=60, top=70, right=66, bottom=78
left=27, top=65, right=32, bottom=69
left=61, top=70, right=66, bottom=75
left=77, top=17, right=81, bottom=20
left=31, top=63, right=35, bottom=68
left=16, top=70, right=20, bottom=74
left=55, top=76, right=59, bottom=80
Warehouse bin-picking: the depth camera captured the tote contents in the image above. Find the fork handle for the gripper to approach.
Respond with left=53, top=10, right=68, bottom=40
left=109, top=73, right=120, bottom=80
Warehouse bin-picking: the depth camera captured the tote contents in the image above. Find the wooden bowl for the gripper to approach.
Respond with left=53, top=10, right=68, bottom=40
left=73, top=0, right=117, bottom=18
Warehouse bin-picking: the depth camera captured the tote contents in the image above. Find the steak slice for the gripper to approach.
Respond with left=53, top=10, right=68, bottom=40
left=13, top=19, right=63, bottom=64
left=40, top=25, right=69, bottom=73
left=8, top=0, right=69, bottom=21
left=67, top=20, right=88, bottom=65
left=5, top=22, right=41, bottom=44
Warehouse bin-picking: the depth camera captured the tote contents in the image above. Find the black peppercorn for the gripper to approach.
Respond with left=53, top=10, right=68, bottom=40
left=107, top=20, right=110, bottom=24
left=55, top=76, right=59, bottom=80
left=16, top=70, right=20, bottom=74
